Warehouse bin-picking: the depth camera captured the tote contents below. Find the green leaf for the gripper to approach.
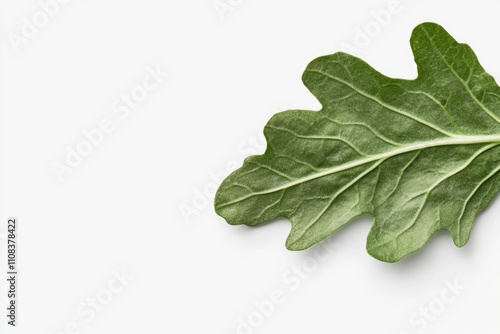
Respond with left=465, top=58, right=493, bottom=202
left=214, top=22, right=500, bottom=262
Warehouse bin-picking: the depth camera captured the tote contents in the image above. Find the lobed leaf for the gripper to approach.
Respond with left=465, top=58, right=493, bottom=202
left=214, top=22, right=500, bottom=262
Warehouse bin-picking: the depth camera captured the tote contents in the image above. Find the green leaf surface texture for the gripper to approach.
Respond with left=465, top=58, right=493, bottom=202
left=215, top=22, right=500, bottom=262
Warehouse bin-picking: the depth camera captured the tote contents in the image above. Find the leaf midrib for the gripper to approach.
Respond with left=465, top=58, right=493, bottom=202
left=219, top=135, right=500, bottom=207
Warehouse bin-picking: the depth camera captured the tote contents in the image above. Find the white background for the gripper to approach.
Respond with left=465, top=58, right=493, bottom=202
left=1, top=0, right=500, bottom=333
